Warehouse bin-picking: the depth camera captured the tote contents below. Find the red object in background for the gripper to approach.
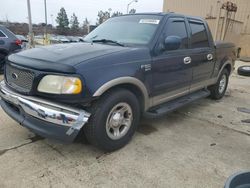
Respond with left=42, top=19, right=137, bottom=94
left=15, top=39, right=22, bottom=46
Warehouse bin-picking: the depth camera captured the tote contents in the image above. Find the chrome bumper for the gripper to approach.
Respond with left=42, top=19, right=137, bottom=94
left=0, top=81, right=90, bottom=135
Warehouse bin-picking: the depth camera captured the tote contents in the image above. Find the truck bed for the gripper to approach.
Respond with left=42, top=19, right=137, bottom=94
left=215, top=41, right=235, bottom=49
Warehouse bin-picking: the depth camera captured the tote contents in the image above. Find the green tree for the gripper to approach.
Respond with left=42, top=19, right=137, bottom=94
left=70, top=13, right=79, bottom=31
left=129, top=9, right=136, bottom=14
left=111, top=11, right=123, bottom=17
left=56, top=7, right=69, bottom=32
left=96, top=11, right=110, bottom=25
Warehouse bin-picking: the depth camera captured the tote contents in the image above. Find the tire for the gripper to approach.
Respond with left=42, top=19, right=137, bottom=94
left=84, top=88, right=140, bottom=151
left=209, top=69, right=229, bottom=100
left=237, top=66, right=250, bottom=77
left=239, top=56, right=250, bottom=62
left=0, top=53, right=6, bottom=73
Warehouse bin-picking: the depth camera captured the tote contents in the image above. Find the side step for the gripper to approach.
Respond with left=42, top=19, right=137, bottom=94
left=144, top=90, right=210, bottom=118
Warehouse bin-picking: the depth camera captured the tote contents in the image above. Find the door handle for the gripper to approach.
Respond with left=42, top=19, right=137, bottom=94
left=207, top=54, right=213, bottom=61
left=184, top=57, right=192, bottom=64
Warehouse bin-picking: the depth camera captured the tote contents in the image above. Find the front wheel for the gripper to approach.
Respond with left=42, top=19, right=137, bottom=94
left=209, top=69, right=229, bottom=100
left=0, top=53, right=6, bottom=73
left=84, top=89, right=140, bottom=151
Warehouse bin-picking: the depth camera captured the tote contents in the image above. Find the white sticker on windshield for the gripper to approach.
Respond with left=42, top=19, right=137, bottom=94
left=139, top=19, right=160, bottom=25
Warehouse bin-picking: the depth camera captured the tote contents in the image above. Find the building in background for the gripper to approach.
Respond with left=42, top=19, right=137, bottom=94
left=163, top=0, right=250, bottom=56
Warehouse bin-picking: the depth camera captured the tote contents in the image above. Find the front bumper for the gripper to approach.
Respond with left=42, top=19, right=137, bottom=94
left=0, top=81, right=90, bottom=142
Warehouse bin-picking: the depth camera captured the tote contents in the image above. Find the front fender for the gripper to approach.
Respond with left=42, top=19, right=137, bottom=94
left=93, top=76, right=150, bottom=110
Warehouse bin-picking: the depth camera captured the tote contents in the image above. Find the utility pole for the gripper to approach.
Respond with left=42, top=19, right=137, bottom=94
left=44, top=0, right=48, bottom=45
left=27, top=0, right=34, bottom=48
left=127, top=0, right=138, bottom=14
left=51, top=14, right=54, bottom=27
left=108, top=8, right=112, bottom=17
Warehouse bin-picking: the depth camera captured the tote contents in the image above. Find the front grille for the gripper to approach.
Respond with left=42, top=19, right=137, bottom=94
left=5, top=64, right=35, bottom=93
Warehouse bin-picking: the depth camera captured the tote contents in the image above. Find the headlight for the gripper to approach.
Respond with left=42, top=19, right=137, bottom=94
left=38, top=75, right=82, bottom=94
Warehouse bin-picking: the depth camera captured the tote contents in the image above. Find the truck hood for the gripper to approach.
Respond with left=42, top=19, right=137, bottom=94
left=8, top=43, right=128, bottom=73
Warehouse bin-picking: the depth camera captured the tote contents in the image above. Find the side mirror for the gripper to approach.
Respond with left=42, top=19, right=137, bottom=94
left=163, top=36, right=182, bottom=51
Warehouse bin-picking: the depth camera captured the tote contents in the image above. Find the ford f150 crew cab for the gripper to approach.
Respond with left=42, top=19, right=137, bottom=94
left=0, top=13, right=236, bottom=151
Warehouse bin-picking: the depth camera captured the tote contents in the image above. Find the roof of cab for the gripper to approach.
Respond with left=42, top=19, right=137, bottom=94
left=124, top=12, right=205, bottom=22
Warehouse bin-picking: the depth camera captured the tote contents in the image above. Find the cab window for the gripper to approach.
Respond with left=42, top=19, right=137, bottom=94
left=164, top=18, right=188, bottom=49
left=0, top=30, right=7, bottom=38
left=189, top=21, right=209, bottom=48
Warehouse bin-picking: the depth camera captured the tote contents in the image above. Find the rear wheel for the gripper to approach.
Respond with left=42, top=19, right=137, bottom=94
left=209, top=69, right=229, bottom=100
left=84, top=89, right=140, bottom=151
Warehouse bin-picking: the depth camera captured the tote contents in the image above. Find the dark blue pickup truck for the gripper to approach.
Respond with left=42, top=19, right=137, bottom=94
left=0, top=13, right=236, bottom=151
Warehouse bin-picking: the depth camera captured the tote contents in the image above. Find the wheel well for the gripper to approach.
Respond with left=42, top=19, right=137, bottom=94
left=224, top=63, right=232, bottom=74
left=0, top=49, right=8, bottom=56
left=98, top=84, right=145, bottom=113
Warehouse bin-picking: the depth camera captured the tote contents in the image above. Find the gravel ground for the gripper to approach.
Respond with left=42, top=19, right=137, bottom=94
left=0, top=61, right=249, bottom=188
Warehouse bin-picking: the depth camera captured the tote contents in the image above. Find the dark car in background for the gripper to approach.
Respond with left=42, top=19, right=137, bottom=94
left=0, top=25, right=22, bottom=72
left=16, top=34, right=28, bottom=49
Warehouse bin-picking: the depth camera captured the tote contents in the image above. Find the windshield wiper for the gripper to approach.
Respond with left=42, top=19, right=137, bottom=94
left=92, top=39, right=125, bottom=47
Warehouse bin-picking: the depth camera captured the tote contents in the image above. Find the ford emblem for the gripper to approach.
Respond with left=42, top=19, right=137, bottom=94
left=11, top=73, right=18, bottom=80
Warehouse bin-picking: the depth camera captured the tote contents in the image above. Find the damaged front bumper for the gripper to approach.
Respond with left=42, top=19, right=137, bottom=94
left=0, top=81, right=90, bottom=142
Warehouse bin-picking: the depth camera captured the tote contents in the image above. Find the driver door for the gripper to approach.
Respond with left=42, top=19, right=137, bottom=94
left=151, top=17, right=193, bottom=106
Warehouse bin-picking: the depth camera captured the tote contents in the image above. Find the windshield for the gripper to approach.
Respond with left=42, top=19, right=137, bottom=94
left=84, top=15, right=163, bottom=45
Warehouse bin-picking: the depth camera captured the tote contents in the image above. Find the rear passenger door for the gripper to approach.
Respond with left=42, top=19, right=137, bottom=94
left=188, top=19, right=215, bottom=91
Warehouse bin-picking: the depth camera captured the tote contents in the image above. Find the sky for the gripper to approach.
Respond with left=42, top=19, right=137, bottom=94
left=0, top=0, right=163, bottom=25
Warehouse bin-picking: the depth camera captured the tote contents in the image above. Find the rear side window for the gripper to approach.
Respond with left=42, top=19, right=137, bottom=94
left=0, top=30, right=7, bottom=38
left=165, top=18, right=188, bottom=49
left=189, top=21, right=209, bottom=48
